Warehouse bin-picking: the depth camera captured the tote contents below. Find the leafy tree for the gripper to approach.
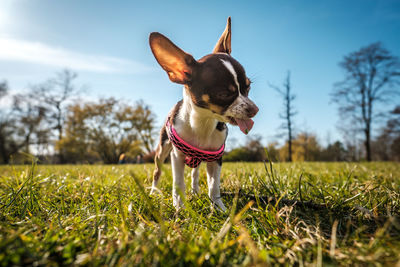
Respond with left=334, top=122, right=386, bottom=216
left=224, top=136, right=265, bottom=162
left=332, top=42, right=400, bottom=161
left=279, top=132, right=321, bottom=161
left=56, top=103, right=93, bottom=163
left=223, top=147, right=255, bottom=162
left=265, top=142, right=280, bottom=162
left=320, top=141, right=347, bottom=161
left=245, top=136, right=266, bottom=162
left=119, top=100, right=156, bottom=154
left=59, top=98, right=155, bottom=164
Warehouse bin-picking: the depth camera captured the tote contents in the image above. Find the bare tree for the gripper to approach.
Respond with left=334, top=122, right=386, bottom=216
left=373, top=105, right=400, bottom=161
left=332, top=42, right=400, bottom=161
left=13, top=93, right=49, bottom=154
left=33, top=69, right=82, bottom=162
left=0, top=81, right=48, bottom=163
left=0, top=81, right=7, bottom=98
left=269, top=71, right=297, bottom=162
left=125, top=100, right=156, bottom=154
left=0, top=81, right=19, bottom=163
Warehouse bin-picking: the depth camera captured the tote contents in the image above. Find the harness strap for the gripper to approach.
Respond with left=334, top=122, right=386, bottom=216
left=165, top=119, right=225, bottom=168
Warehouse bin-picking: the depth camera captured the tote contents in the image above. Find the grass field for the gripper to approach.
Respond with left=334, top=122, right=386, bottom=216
left=1, top=161, right=399, bottom=266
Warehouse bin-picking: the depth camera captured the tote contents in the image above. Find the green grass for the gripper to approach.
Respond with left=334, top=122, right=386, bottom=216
left=0, top=161, right=399, bottom=266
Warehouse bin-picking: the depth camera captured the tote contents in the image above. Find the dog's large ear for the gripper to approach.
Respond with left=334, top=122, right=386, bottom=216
left=149, top=32, right=196, bottom=84
left=213, top=17, right=232, bottom=54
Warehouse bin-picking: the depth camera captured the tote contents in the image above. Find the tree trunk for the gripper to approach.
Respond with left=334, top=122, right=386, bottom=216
left=288, top=130, right=293, bottom=162
left=0, top=136, right=8, bottom=164
left=365, top=127, right=371, bottom=161
left=56, top=104, right=65, bottom=164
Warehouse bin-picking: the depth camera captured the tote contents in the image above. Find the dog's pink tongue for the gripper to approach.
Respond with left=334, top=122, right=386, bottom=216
left=235, top=118, right=254, bottom=135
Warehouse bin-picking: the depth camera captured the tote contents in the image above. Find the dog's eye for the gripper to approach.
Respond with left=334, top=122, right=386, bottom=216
left=241, top=86, right=250, bottom=96
left=217, top=91, right=233, bottom=99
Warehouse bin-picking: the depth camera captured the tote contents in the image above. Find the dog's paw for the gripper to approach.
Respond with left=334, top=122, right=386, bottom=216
left=150, top=187, right=162, bottom=195
left=191, top=188, right=200, bottom=195
left=213, top=200, right=227, bottom=213
left=173, top=195, right=185, bottom=210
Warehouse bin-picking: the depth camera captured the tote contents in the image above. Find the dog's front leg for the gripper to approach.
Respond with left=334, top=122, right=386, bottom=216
left=191, top=166, right=200, bottom=194
left=206, top=161, right=226, bottom=212
left=171, top=148, right=186, bottom=209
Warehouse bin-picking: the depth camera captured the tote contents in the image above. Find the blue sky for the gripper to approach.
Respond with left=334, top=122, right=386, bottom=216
left=1, top=0, right=400, bottom=148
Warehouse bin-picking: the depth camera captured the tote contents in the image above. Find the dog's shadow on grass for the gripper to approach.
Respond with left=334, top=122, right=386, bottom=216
left=221, top=191, right=400, bottom=240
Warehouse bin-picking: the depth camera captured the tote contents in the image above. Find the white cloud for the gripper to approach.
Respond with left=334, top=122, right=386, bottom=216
left=0, top=37, right=153, bottom=74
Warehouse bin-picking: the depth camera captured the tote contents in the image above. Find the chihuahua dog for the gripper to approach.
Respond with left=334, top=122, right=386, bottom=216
left=149, top=17, right=258, bottom=211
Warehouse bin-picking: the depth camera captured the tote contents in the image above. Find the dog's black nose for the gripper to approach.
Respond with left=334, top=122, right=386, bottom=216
left=247, top=105, right=259, bottom=118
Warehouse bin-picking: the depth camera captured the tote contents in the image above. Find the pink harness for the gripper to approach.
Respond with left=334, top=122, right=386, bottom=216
left=166, top=119, right=225, bottom=168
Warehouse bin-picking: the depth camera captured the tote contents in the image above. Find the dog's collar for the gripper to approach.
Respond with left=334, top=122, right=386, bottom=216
left=165, top=118, right=225, bottom=168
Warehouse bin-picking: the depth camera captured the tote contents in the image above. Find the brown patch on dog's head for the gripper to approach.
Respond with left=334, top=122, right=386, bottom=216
left=208, top=103, right=224, bottom=114
left=228, top=85, right=236, bottom=92
left=202, top=94, right=210, bottom=102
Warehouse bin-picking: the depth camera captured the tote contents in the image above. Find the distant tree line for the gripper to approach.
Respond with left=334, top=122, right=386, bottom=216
left=0, top=42, right=399, bottom=164
left=0, top=70, right=156, bottom=164
left=224, top=123, right=400, bottom=162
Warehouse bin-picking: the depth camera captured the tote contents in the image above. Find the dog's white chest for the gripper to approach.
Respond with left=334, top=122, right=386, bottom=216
left=174, top=115, right=226, bottom=151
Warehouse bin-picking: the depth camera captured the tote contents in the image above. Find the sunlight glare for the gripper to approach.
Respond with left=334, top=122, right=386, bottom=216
left=0, top=0, right=14, bottom=33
